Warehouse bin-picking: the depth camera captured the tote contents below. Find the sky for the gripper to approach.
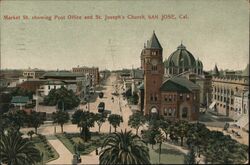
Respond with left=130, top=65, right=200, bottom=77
left=0, top=0, right=249, bottom=71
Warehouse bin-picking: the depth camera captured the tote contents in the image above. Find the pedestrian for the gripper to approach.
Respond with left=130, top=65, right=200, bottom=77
left=96, top=148, right=98, bottom=155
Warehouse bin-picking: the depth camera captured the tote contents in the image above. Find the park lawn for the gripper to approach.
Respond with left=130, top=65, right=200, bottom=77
left=149, top=143, right=185, bottom=164
left=32, top=136, right=59, bottom=164
left=56, top=132, right=107, bottom=155
left=55, top=133, right=76, bottom=154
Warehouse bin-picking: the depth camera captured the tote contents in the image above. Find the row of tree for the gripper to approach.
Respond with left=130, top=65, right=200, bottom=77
left=127, top=112, right=248, bottom=164
left=0, top=110, right=46, bottom=134
left=71, top=110, right=123, bottom=142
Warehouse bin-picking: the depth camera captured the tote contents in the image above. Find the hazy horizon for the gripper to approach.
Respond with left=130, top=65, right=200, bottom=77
left=1, top=0, right=249, bottom=71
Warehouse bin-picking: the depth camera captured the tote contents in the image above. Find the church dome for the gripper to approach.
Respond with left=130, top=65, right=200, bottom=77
left=165, top=44, right=196, bottom=68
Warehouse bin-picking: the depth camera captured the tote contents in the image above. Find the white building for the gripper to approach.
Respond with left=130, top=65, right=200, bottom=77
left=234, top=91, right=249, bottom=131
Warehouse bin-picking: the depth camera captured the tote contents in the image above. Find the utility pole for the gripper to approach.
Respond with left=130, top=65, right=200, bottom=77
left=107, top=39, right=117, bottom=70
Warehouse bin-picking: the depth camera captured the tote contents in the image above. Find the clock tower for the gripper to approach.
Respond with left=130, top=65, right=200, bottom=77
left=141, top=31, right=164, bottom=116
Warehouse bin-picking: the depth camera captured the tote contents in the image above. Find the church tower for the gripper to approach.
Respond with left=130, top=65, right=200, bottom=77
left=141, top=31, right=164, bottom=116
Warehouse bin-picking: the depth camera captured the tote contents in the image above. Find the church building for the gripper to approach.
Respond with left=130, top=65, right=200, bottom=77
left=139, top=32, right=200, bottom=121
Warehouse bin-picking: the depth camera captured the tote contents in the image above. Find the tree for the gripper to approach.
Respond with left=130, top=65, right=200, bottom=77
left=10, top=87, right=34, bottom=100
left=43, top=87, right=80, bottom=110
left=142, top=117, right=162, bottom=149
left=99, top=130, right=150, bottom=165
left=155, top=132, right=165, bottom=164
left=52, top=110, right=69, bottom=133
left=28, top=111, right=46, bottom=134
left=0, top=130, right=41, bottom=165
left=128, top=112, right=146, bottom=135
left=176, top=120, right=189, bottom=146
left=158, top=118, right=171, bottom=140
left=184, top=146, right=196, bottom=164
left=27, top=130, right=35, bottom=140
left=6, top=110, right=28, bottom=130
left=95, top=113, right=107, bottom=132
left=71, top=110, right=96, bottom=142
left=0, top=92, right=12, bottom=114
left=108, top=114, right=123, bottom=132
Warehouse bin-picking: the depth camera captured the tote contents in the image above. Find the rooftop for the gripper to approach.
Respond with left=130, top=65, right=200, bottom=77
left=41, top=71, right=85, bottom=78
left=161, top=77, right=200, bottom=92
left=11, top=96, right=29, bottom=104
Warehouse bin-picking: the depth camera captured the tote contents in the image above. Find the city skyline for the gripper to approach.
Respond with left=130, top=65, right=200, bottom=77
left=0, top=0, right=249, bottom=71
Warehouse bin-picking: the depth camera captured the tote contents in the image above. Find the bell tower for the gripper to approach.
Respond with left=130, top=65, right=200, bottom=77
left=141, top=31, right=164, bottom=116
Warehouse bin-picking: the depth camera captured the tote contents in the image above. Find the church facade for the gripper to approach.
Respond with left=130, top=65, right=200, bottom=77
left=139, top=32, right=200, bottom=121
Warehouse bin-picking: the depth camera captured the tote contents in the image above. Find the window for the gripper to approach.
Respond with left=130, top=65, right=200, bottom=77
left=54, top=85, right=56, bottom=89
left=180, top=94, right=183, bottom=100
left=48, top=85, right=50, bottom=90
left=168, top=109, right=172, bottom=116
left=173, top=95, right=176, bottom=101
left=186, top=94, right=190, bottom=101
left=194, top=95, right=196, bottom=100
left=169, top=95, right=172, bottom=102
left=164, top=108, right=168, bottom=115
left=152, top=66, right=157, bottom=71
left=165, top=96, right=168, bottom=102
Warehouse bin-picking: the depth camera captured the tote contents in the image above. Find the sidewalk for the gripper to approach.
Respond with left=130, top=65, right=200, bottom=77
left=47, top=137, right=73, bottom=164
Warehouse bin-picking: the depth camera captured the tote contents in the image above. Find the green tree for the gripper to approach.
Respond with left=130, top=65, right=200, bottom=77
left=52, top=110, right=69, bottom=133
left=155, top=132, right=165, bottom=164
left=0, top=92, right=12, bottom=114
left=108, top=114, right=123, bottom=132
left=176, top=120, right=189, bottom=146
left=5, top=110, right=28, bottom=130
left=11, top=87, right=34, bottom=99
left=184, top=146, right=196, bottom=164
left=128, top=112, right=146, bottom=135
left=0, top=130, right=41, bottom=165
left=158, top=118, right=171, bottom=140
left=71, top=110, right=96, bottom=142
left=142, top=117, right=162, bottom=149
left=27, top=130, right=35, bottom=140
left=95, top=113, right=107, bottom=133
left=43, top=87, right=80, bottom=110
left=99, top=130, right=150, bottom=165
left=28, top=111, right=46, bottom=134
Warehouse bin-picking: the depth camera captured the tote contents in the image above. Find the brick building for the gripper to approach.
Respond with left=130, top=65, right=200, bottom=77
left=72, top=66, right=99, bottom=86
left=139, top=32, right=200, bottom=121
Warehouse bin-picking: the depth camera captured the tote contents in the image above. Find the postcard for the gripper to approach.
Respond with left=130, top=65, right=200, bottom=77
left=0, top=0, right=249, bottom=165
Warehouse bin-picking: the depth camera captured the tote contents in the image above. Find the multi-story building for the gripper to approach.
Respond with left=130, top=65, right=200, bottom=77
left=72, top=66, right=99, bottom=86
left=39, top=71, right=91, bottom=99
left=210, top=64, right=249, bottom=118
left=22, top=68, right=45, bottom=79
left=139, top=32, right=200, bottom=121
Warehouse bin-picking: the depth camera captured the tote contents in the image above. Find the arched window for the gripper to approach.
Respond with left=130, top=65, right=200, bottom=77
left=168, top=108, right=172, bottom=116
left=164, top=108, right=168, bottom=116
